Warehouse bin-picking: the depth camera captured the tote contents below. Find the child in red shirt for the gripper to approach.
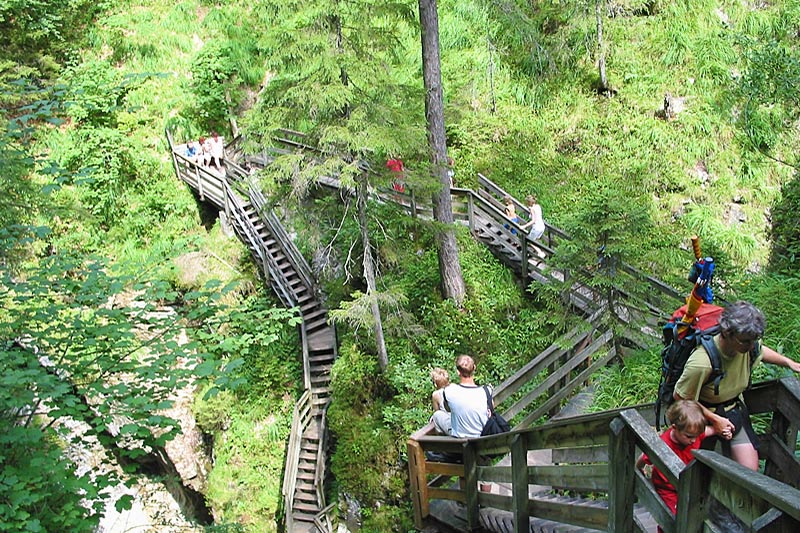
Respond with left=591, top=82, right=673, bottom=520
left=637, top=400, right=721, bottom=531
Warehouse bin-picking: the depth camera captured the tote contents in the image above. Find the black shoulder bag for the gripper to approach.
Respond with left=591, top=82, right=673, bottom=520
left=480, top=386, right=510, bottom=436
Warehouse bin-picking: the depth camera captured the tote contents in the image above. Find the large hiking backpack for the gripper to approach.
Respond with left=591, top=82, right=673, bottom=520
left=655, top=303, right=758, bottom=429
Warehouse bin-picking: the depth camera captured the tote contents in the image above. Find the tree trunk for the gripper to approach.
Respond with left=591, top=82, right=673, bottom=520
left=595, top=0, right=609, bottom=92
left=357, top=175, right=389, bottom=371
left=418, top=0, right=466, bottom=306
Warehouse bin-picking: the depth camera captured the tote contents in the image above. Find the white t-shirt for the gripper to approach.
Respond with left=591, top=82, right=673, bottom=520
left=443, top=383, right=491, bottom=437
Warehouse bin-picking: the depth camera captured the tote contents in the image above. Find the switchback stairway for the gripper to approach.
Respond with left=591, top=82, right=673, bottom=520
left=169, top=132, right=800, bottom=532
left=167, top=131, right=336, bottom=532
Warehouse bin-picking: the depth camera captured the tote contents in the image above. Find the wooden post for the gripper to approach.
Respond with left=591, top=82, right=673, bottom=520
left=407, top=439, right=428, bottom=529
left=676, top=460, right=709, bottom=532
left=608, top=416, right=636, bottom=532
left=410, top=188, right=417, bottom=218
left=463, top=441, right=479, bottom=531
left=467, top=193, right=475, bottom=233
left=521, top=233, right=529, bottom=282
left=195, top=164, right=204, bottom=201
left=510, top=433, right=529, bottom=533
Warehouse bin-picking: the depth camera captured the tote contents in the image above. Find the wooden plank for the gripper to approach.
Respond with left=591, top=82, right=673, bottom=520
left=750, top=508, right=786, bottom=531
left=608, top=416, right=636, bottom=533
left=676, top=459, right=708, bottom=532
left=552, top=445, right=608, bottom=464
left=426, top=462, right=466, bottom=477
left=463, top=443, right=479, bottom=530
left=526, top=463, right=609, bottom=492
left=761, top=434, right=800, bottom=489
left=519, top=343, right=617, bottom=428
left=495, top=325, right=592, bottom=408
left=527, top=496, right=608, bottom=529
left=775, top=377, right=800, bottom=427
left=692, top=450, right=800, bottom=522
left=709, top=472, right=770, bottom=527
left=635, top=470, right=675, bottom=533
left=619, top=409, right=684, bottom=488
left=428, top=487, right=465, bottom=503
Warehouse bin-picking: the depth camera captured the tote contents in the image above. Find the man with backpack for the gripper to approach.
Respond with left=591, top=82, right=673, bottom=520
left=673, top=301, right=800, bottom=470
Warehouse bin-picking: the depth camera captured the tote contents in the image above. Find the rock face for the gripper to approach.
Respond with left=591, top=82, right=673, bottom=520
left=161, top=330, right=212, bottom=495
left=60, top=316, right=213, bottom=531
left=60, top=414, right=205, bottom=533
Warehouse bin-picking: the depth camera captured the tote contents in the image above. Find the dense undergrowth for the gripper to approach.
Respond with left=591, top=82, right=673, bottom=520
left=2, top=0, right=799, bottom=531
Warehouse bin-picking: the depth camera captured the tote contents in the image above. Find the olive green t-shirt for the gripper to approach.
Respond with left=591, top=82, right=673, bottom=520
left=674, top=334, right=762, bottom=404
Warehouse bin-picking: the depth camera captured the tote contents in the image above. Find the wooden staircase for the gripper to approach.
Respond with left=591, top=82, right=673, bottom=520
left=166, top=130, right=336, bottom=532
left=172, top=132, right=799, bottom=533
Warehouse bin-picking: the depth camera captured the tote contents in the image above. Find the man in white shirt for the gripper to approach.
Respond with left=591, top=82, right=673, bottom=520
left=432, top=355, right=491, bottom=437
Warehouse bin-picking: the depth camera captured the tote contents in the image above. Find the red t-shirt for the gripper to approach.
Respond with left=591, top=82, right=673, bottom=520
left=640, top=428, right=706, bottom=515
left=386, top=159, right=405, bottom=192
left=386, top=158, right=404, bottom=173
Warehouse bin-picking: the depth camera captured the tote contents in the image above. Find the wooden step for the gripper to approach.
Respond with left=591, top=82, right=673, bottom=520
left=299, top=450, right=316, bottom=461
left=302, top=308, right=327, bottom=322
left=297, top=471, right=315, bottom=481
left=310, top=363, right=333, bottom=374
left=309, top=353, right=335, bottom=364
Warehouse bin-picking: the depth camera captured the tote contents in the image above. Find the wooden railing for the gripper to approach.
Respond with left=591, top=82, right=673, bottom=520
left=282, top=389, right=313, bottom=531
left=236, top=133, right=684, bottom=327
left=408, top=377, right=800, bottom=532
left=407, top=319, right=618, bottom=528
left=610, top=377, right=800, bottom=532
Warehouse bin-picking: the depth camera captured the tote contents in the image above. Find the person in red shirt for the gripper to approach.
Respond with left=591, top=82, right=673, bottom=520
left=386, top=158, right=405, bottom=193
left=636, top=400, right=727, bottom=532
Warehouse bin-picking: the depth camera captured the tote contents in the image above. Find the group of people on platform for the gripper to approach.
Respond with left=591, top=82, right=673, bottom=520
left=185, top=131, right=224, bottom=169
left=427, top=302, right=800, bottom=527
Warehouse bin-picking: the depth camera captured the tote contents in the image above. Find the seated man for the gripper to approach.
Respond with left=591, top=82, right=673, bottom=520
left=432, top=355, right=491, bottom=438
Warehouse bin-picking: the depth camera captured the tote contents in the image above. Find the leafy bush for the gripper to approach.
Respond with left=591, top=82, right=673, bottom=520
left=190, top=41, right=236, bottom=133
left=770, top=175, right=800, bottom=275
left=591, top=348, right=661, bottom=411
left=203, top=397, right=292, bottom=532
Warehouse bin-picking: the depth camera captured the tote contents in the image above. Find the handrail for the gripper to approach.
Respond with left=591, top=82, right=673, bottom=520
left=409, top=379, right=799, bottom=532
left=314, top=402, right=330, bottom=506
left=282, top=389, right=313, bottom=530
left=477, top=172, right=684, bottom=310
left=168, top=130, right=335, bottom=532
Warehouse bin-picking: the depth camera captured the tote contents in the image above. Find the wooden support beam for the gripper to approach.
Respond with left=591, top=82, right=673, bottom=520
left=608, top=416, right=636, bottom=532
left=510, top=433, right=529, bottom=533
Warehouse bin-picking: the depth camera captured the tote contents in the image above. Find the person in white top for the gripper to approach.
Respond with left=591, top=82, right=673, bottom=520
left=431, top=355, right=492, bottom=438
left=208, top=131, right=224, bottom=169
left=520, top=193, right=545, bottom=240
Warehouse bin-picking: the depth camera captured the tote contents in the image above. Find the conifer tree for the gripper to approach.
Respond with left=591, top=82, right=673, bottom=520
left=246, top=0, right=426, bottom=370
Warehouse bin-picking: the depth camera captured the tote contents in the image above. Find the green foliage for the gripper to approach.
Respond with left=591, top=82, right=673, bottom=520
left=0, top=0, right=103, bottom=78
left=770, top=174, right=800, bottom=274
left=328, top=345, right=407, bottom=504
left=0, top=246, right=230, bottom=531
left=60, top=60, right=140, bottom=127
left=203, top=397, right=292, bottom=532
left=549, top=174, right=656, bottom=332
left=190, top=41, right=235, bottom=132
left=591, top=348, right=661, bottom=411
left=55, top=126, right=151, bottom=227
left=682, top=204, right=758, bottom=270
left=245, top=0, right=425, bottom=181
left=734, top=273, right=800, bottom=363
left=0, top=421, right=104, bottom=532
left=193, top=295, right=302, bottom=399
